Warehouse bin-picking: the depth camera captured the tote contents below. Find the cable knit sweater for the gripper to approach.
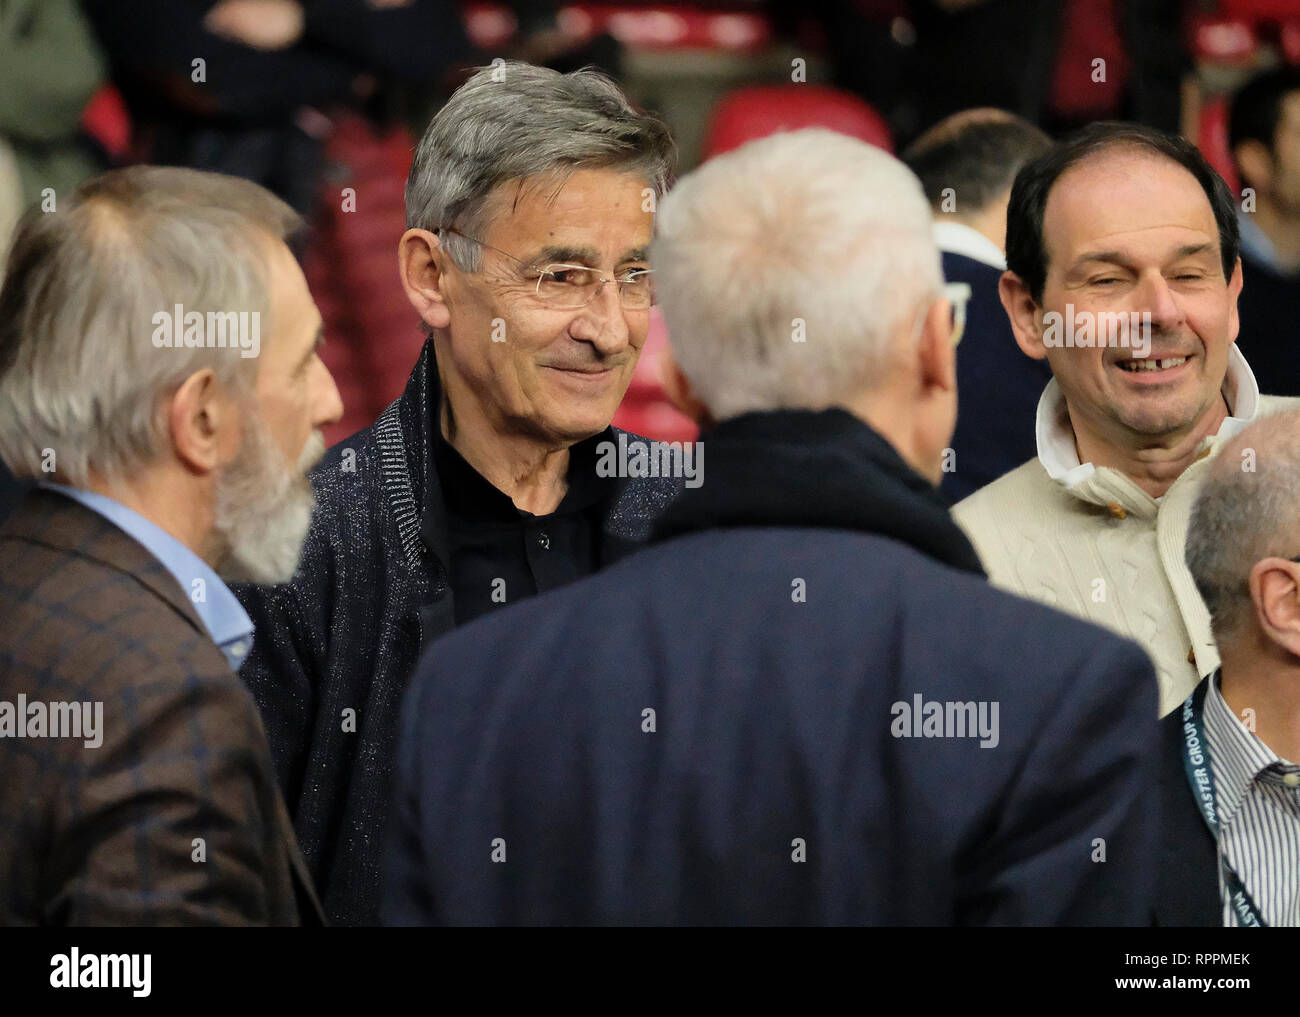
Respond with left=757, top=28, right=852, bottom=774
left=954, top=347, right=1300, bottom=716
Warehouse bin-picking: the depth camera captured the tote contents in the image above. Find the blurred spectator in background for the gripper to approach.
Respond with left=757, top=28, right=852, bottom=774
left=902, top=0, right=1187, bottom=144
left=1230, top=67, right=1300, bottom=399
left=0, top=0, right=106, bottom=259
left=81, top=0, right=466, bottom=214
left=902, top=108, right=1053, bottom=500
left=0, top=0, right=108, bottom=523
left=769, top=0, right=910, bottom=131
left=82, top=0, right=472, bottom=440
left=499, top=0, right=623, bottom=79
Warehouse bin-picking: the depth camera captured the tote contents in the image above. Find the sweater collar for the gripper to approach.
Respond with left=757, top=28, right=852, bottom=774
left=650, top=408, right=985, bottom=576
left=1035, top=344, right=1261, bottom=504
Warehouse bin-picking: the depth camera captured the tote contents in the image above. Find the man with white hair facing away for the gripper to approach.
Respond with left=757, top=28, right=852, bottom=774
left=382, top=129, right=1160, bottom=926
left=0, top=166, right=341, bottom=924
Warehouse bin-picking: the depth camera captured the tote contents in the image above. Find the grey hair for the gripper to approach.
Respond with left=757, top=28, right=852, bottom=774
left=650, top=128, right=943, bottom=421
left=405, top=61, right=675, bottom=270
left=1186, top=409, right=1300, bottom=642
left=0, top=165, right=302, bottom=487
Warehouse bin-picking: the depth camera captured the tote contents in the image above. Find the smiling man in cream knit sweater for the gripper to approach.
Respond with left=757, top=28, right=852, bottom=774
left=954, top=123, right=1300, bottom=717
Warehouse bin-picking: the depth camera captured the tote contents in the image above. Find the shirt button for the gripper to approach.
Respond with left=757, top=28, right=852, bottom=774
left=536, top=532, right=550, bottom=550
left=229, top=640, right=248, bottom=656
left=1284, top=773, right=1300, bottom=788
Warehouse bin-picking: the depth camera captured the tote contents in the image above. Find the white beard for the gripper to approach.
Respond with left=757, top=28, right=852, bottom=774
left=213, top=415, right=324, bottom=585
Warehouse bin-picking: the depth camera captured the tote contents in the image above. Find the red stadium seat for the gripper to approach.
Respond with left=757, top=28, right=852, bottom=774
left=80, top=84, right=132, bottom=163
left=1198, top=95, right=1241, bottom=195
left=1281, top=20, right=1300, bottom=64
left=305, top=115, right=425, bottom=446
left=702, top=84, right=893, bottom=160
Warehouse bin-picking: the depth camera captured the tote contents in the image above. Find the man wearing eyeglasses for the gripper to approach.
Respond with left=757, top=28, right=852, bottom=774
left=233, top=61, right=681, bottom=926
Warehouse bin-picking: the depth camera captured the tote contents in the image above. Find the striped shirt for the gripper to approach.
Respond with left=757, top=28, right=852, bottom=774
left=1204, top=674, right=1300, bottom=926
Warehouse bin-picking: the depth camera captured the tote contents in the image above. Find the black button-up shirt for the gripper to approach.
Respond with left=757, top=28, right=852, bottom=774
left=432, top=427, right=614, bottom=625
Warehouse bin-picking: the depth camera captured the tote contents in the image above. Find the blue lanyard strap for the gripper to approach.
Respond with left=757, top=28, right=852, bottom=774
left=1180, top=682, right=1267, bottom=928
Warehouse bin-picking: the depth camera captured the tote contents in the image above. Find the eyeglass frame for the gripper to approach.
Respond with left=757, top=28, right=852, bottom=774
left=905, top=281, right=972, bottom=349
left=945, top=282, right=971, bottom=347
left=435, top=225, right=655, bottom=309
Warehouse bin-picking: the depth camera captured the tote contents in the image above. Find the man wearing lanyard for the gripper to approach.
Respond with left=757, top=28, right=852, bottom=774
left=1160, top=409, right=1300, bottom=926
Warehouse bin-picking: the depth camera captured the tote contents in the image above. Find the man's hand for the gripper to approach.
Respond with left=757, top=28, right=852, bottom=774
left=204, top=0, right=306, bottom=51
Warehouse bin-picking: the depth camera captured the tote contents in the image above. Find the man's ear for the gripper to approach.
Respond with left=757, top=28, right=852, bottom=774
left=916, top=296, right=956, bottom=397
left=661, top=350, right=714, bottom=430
left=398, top=228, right=452, bottom=331
left=999, top=270, right=1048, bottom=361
left=1233, top=139, right=1273, bottom=196
left=1227, top=256, right=1244, bottom=344
left=1249, top=557, right=1300, bottom=658
left=168, top=368, right=241, bottom=476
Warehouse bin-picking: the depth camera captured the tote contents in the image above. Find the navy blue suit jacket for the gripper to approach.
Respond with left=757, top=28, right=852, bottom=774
left=384, top=528, right=1160, bottom=925
left=1153, top=683, right=1220, bottom=926
left=1235, top=252, right=1300, bottom=398
left=940, top=251, right=1052, bottom=502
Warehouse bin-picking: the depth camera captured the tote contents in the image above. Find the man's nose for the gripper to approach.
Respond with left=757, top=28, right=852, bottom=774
left=570, top=278, right=631, bottom=354
left=312, top=358, right=344, bottom=428
left=1134, top=272, right=1184, bottom=332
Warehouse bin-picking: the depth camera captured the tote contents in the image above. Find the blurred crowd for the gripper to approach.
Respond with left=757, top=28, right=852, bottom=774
left=4, top=1, right=1299, bottom=454
left=2, top=0, right=1300, bottom=930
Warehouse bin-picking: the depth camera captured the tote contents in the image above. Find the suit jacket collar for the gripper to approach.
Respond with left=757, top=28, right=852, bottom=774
left=650, top=408, right=986, bottom=576
left=2, top=488, right=328, bottom=926
left=933, top=221, right=1006, bottom=270
left=3, top=488, right=208, bottom=638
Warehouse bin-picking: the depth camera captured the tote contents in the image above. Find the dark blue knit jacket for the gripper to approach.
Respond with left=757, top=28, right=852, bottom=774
left=235, top=340, right=684, bottom=925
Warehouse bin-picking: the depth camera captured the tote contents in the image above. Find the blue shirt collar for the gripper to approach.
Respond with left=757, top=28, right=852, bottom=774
left=40, top=483, right=254, bottom=670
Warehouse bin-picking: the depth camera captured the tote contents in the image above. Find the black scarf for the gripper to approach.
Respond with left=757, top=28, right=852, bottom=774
left=651, top=408, right=986, bottom=577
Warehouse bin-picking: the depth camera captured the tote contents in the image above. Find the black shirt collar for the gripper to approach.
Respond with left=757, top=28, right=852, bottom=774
left=431, top=411, right=616, bottom=523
